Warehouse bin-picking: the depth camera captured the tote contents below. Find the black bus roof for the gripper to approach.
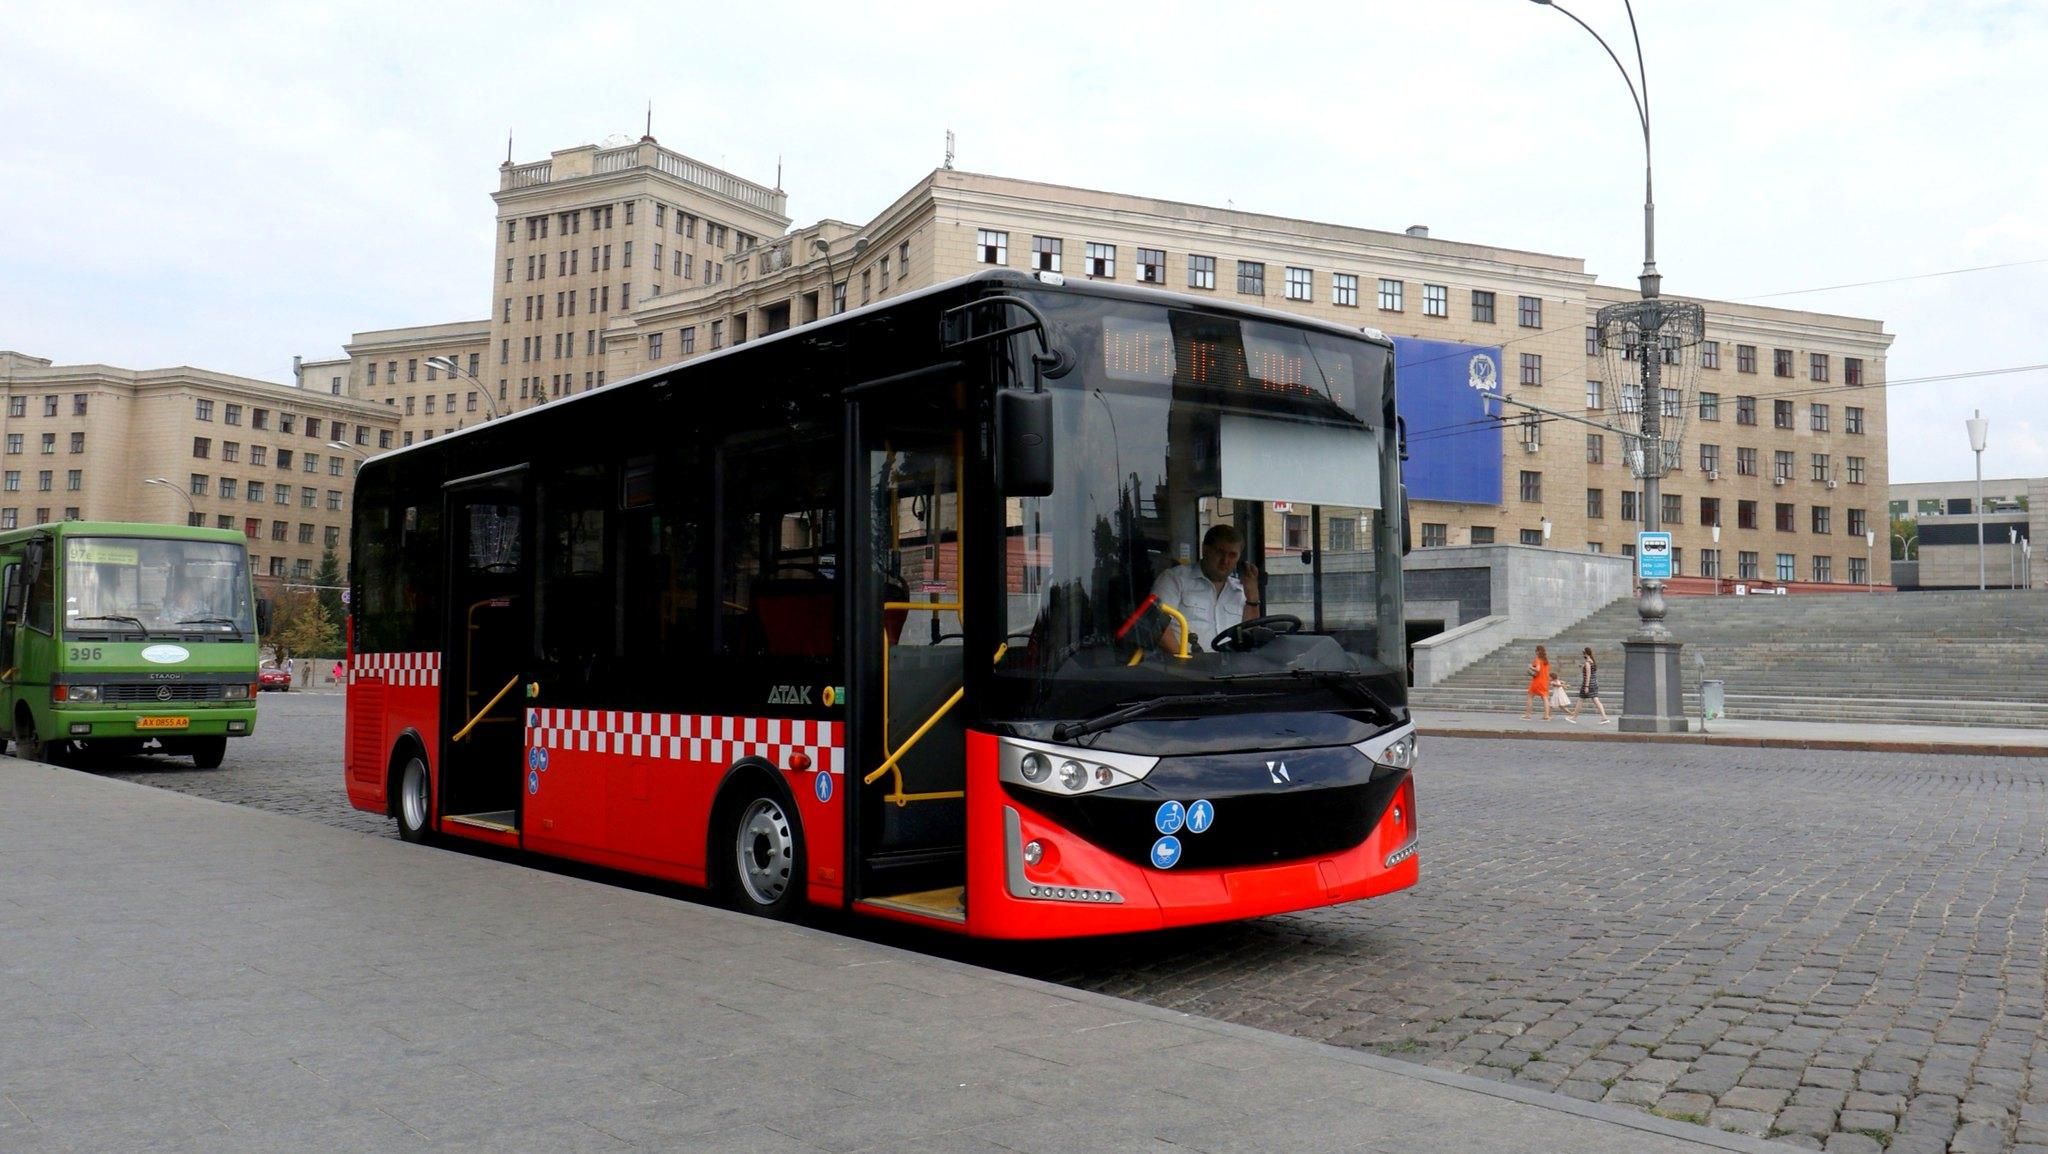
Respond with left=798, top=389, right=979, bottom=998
left=361, top=268, right=1396, bottom=469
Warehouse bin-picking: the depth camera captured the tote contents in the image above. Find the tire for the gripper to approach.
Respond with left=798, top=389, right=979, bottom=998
left=717, top=778, right=805, bottom=918
left=14, top=713, right=67, bottom=766
left=396, top=752, right=433, bottom=843
left=190, top=736, right=228, bottom=770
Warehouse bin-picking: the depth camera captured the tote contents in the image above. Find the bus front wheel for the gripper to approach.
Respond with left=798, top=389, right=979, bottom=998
left=14, top=714, right=66, bottom=766
left=397, top=753, right=433, bottom=844
left=716, top=776, right=805, bottom=919
left=190, top=737, right=228, bottom=770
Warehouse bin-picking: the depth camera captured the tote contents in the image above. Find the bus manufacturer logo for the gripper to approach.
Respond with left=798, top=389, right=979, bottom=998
left=140, top=645, right=190, bottom=665
left=766, top=684, right=813, bottom=705
left=1267, top=760, right=1292, bottom=784
left=157, top=686, right=173, bottom=701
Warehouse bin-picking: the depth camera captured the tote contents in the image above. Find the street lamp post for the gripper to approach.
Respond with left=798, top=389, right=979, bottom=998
left=2012, top=527, right=2021, bottom=591
left=1533, top=0, right=1691, bottom=732
left=1866, top=529, right=1876, bottom=593
left=144, top=476, right=195, bottom=523
left=1712, top=522, right=1721, bottom=594
left=426, top=356, right=502, bottom=419
left=1967, top=410, right=1987, bottom=591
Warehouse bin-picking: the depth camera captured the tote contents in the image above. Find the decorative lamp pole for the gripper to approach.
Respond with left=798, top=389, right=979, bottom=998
left=1967, top=410, right=1988, bottom=591
left=1866, top=529, right=1876, bottom=593
left=426, top=356, right=503, bottom=419
left=1531, top=0, right=1698, bottom=732
left=144, top=476, right=195, bottom=523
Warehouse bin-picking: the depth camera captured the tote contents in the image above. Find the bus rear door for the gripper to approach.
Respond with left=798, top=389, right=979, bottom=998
left=438, top=466, right=533, bottom=837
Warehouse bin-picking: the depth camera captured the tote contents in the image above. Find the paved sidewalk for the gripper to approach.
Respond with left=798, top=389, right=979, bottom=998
left=1414, top=708, right=2048, bottom=758
left=0, top=761, right=1778, bottom=1154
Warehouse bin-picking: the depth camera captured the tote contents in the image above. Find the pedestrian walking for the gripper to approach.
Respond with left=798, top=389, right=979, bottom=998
left=1575, top=646, right=1611, bottom=723
left=1522, top=644, right=1553, bottom=720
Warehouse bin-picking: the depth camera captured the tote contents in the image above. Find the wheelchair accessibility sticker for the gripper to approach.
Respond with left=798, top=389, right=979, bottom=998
left=1155, top=800, right=1185, bottom=834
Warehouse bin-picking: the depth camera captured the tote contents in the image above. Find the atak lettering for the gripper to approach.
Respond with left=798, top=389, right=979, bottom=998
left=767, top=684, right=814, bottom=705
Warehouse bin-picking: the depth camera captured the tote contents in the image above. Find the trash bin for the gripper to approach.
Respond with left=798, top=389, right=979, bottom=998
left=1700, top=679, right=1725, bottom=720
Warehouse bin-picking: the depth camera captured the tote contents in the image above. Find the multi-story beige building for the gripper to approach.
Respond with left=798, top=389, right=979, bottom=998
left=591, top=163, right=1895, bottom=591
left=331, top=320, right=491, bottom=446
left=0, top=349, right=400, bottom=592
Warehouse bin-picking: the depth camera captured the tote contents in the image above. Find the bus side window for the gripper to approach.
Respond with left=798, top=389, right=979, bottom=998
left=23, top=541, right=53, bottom=635
left=0, top=561, right=17, bottom=666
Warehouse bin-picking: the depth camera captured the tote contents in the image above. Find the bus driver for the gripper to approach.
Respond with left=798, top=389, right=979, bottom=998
left=1153, top=524, right=1262, bottom=653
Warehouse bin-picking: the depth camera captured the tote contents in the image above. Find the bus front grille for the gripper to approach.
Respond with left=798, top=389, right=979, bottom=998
left=103, top=683, right=227, bottom=703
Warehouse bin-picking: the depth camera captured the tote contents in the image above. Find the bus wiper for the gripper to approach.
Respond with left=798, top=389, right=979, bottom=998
left=71, top=614, right=146, bottom=630
left=1212, top=668, right=1398, bottom=720
left=174, top=616, right=245, bottom=635
left=1052, top=692, right=1239, bottom=742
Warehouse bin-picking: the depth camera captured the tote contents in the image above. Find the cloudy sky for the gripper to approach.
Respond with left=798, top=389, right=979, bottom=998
left=3, top=0, right=2042, bottom=483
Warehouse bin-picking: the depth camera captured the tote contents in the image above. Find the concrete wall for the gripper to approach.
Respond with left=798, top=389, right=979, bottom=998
left=1405, top=544, right=1635, bottom=685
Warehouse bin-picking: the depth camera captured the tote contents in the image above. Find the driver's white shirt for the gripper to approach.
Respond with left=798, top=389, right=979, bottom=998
left=1151, top=563, right=1248, bottom=649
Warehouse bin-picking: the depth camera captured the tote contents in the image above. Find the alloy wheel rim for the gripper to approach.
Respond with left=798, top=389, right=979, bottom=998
left=401, top=759, right=428, bottom=831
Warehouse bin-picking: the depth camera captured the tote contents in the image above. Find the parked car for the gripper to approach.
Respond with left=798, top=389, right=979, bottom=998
left=259, top=666, right=292, bottom=692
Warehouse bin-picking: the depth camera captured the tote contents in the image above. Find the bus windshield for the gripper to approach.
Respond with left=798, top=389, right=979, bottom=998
left=994, top=296, right=1401, bottom=725
left=62, top=537, right=254, bottom=636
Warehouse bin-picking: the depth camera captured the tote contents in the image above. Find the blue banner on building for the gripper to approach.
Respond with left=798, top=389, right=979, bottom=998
left=1394, top=337, right=1503, bottom=506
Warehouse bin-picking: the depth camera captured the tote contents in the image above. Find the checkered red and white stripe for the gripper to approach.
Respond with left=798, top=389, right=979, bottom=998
left=525, top=710, right=845, bottom=774
left=349, top=651, right=441, bottom=688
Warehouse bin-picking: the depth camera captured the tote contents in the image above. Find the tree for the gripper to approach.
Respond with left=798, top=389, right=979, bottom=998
left=314, top=548, right=344, bottom=625
left=1890, top=515, right=1917, bottom=561
left=266, top=585, right=338, bottom=667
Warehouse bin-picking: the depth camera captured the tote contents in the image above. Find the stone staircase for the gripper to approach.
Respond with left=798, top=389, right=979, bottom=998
left=1412, top=590, right=2048, bottom=728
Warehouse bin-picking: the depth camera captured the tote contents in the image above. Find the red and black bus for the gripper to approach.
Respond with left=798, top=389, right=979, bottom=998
left=344, top=269, right=1418, bottom=938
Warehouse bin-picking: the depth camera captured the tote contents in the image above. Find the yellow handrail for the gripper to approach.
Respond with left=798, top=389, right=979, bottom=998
left=1156, top=601, right=1192, bottom=659
left=864, top=684, right=963, bottom=788
left=451, top=675, right=521, bottom=744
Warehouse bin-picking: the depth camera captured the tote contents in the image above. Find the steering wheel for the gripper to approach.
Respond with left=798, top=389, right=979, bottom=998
left=1210, top=614, right=1303, bottom=652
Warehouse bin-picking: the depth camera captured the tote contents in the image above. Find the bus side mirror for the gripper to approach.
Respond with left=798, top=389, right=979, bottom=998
left=997, top=389, right=1054, bottom=497
left=256, top=599, right=273, bottom=634
left=1401, top=483, right=1413, bottom=556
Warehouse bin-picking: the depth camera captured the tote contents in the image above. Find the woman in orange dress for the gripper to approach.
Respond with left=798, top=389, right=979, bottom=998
left=1523, top=644, right=1552, bottom=720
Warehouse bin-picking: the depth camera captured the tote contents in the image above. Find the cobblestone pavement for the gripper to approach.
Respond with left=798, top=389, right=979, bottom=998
left=75, top=696, right=2048, bottom=1154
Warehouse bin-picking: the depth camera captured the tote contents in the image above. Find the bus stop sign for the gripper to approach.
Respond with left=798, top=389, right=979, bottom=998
left=1637, top=531, right=1673, bottom=580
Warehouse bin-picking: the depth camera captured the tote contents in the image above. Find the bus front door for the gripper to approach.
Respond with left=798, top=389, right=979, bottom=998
left=852, top=391, right=969, bottom=923
left=438, top=467, right=533, bottom=835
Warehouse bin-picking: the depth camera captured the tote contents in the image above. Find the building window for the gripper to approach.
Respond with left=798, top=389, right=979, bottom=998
left=1084, top=243, right=1115, bottom=278
left=1586, top=433, right=1604, bottom=463
left=1700, top=444, right=1720, bottom=475
left=1845, top=358, right=1864, bottom=386
left=189, top=474, right=208, bottom=496
left=1328, top=517, right=1358, bottom=552
left=1517, top=295, right=1542, bottom=327
left=1736, top=395, right=1756, bottom=426
left=1777, top=553, right=1797, bottom=581
left=1621, top=491, right=1639, bottom=522
left=976, top=229, right=1007, bottom=265
left=1283, top=514, right=1308, bottom=549
left=4, top=398, right=19, bottom=418
left=832, top=282, right=846, bottom=315
left=3, top=435, right=16, bottom=454
left=1518, top=470, right=1542, bottom=502
left=1737, top=500, right=1757, bottom=530
left=1774, top=348, right=1794, bottom=377
left=1810, top=403, right=1830, bottom=432
left=1698, top=392, right=1719, bottom=421
left=1519, top=353, right=1542, bottom=386
left=1847, top=456, right=1865, bottom=484
left=1585, top=380, right=1603, bottom=410
left=1849, top=557, right=1867, bottom=585
left=1288, top=267, right=1314, bottom=301
left=1333, top=274, right=1359, bottom=307
left=1701, top=341, right=1720, bottom=370
left=648, top=333, right=663, bottom=360
left=1421, top=523, right=1448, bottom=548
left=1774, top=400, right=1795, bottom=430
left=710, top=320, right=724, bottom=349
left=1520, top=528, right=1544, bottom=546
left=1619, top=383, right=1640, bottom=413
left=1236, top=261, right=1265, bottom=296
left=1187, top=254, right=1216, bottom=290
left=35, top=471, right=51, bottom=492
left=1810, top=353, right=1830, bottom=382
left=1520, top=414, right=1541, bottom=450
left=1663, top=494, right=1681, bottom=525
left=1471, top=290, right=1496, bottom=323
left=1845, top=406, right=1864, bottom=434
left=1737, top=344, right=1757, bottom=374
left=1812, top=453, right=1831, bottom=482
left=1700, top=548, right=1721, bottom=578
left=1470, top=527, right=1495, bottom=544
left=192, top=437, right=210, bottom=459
left=1137, top=248, right=1165, bottom=283
left=1586, top=326, right=1600, bottom=356
left=1699, top=497, right=1721, bottom=528
left=195, top=399, right=214, bottom=421
left=1586, top=488, right=1604, bottom=519
left=860, top=270, right=871, bottom=305
left=1773, top=502, right=1795, bottom=532
left=1773, top=450, right=1794, bottom=481
left=68, top=432, right=83, bottom=454
left=1376, top=278, right=1401, bottom=311
left=1738, top=550, right=1760, bottom=579
left=1423, top=283, right=1447, bottom=317
left=1847, top=508, right=1867, bottom=537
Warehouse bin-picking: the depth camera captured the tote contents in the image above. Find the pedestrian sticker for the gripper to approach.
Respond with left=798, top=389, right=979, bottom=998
left=1186, top=799, right=1214, bottom=834
left=528, top=709, right=540, bottom=728
left=814, top=771, right=833, bottom=803
left=1154, top=800, right=1185, bottom=834
left=528, top=747, right=549, bottom=772
left=527, top=768, right=540, bottom=795
left=1149, top=836, right=1183, bottom=869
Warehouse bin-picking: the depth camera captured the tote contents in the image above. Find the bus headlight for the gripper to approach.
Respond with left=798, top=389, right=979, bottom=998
left=58, top=684, right=100, bottom=703
left=1058, top=760, right=1087, bottom=791
left=1019, top=752, right=1051, bottom=783
left=998, top=738, right=1159, bottom=797
left=224, top=684, right=252, bottom=700
left=1352, top=726, right=1418, bottom=771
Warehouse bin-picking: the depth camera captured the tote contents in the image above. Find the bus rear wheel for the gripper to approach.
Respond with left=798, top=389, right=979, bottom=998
left=718, top=782, right=804, bottom=919
left=190, top=737, right=228, bottom=770
left=397, top=753, right=433, bottom=844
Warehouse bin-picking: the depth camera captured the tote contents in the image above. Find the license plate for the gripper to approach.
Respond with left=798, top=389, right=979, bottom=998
left=136, top=716, right=190, bottom=730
